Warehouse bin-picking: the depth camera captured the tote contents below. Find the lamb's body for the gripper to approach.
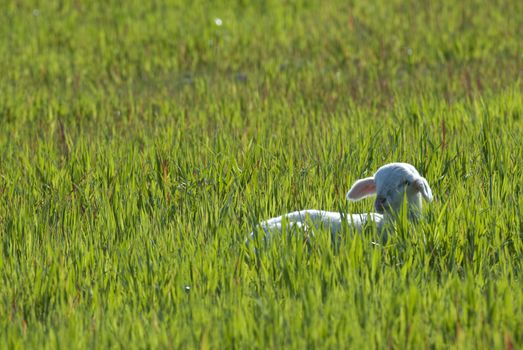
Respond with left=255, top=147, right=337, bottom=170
left=255, top=210, right=383, bottom=237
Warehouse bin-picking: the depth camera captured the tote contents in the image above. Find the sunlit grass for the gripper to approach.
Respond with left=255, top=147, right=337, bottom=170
left=1, top=0, right=522, bottom=348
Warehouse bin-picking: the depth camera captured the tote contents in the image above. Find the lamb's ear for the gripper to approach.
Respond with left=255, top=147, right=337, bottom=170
left=412, top=177, right=433, bottom=202
left=346, top=177, right=376, bottom=201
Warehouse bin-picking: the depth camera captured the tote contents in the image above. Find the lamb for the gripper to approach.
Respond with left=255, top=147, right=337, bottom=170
left=248, top=162, right=433, bottom=244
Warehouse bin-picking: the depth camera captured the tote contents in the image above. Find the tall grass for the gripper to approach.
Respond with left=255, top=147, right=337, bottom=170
left=1, top=0, right=522, bottom=348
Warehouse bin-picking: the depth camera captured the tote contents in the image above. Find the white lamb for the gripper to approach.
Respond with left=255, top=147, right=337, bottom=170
left=248, top=162, right=433, bottom=244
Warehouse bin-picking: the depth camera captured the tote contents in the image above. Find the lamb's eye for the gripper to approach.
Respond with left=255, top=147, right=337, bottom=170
left=398, top=181, right=409, bottom=189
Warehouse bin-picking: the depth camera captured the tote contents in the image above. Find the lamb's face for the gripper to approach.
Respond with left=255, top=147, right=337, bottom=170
left=347, top=162, right=433, bottom=218
left=373, top=163, right=422, bottom=215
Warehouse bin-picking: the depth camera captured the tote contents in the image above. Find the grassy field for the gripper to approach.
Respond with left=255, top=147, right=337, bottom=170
left=1, top=0, right=522, bottom=348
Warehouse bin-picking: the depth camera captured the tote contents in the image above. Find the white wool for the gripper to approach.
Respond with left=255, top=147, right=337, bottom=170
left=250, top=210, right=383, bottom=241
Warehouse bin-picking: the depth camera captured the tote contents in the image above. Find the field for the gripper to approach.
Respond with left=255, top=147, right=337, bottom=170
left=1, top=0, right=522, bottom=348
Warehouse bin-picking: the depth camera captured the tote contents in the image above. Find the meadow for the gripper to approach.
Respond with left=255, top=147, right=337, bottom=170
left=1, top=0, right=522, bottom=348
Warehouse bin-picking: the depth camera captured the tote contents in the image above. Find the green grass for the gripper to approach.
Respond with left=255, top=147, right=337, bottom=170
left=1, top=0, right=522, bottom=348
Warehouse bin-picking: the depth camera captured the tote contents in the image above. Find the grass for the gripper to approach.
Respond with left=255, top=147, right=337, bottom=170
left=1, top=0, right=522, bottom=348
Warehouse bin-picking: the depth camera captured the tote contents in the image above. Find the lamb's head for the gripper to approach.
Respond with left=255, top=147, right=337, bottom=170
left=346, top=163, right=433, bottom=219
